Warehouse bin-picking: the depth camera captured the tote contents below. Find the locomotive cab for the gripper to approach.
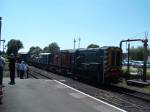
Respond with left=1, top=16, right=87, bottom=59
left=102, top=47, right=122, bottom=83
left=73, top=47, right=122, bottom=84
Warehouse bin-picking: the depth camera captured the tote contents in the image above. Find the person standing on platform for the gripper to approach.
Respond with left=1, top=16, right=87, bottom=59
left=16, top=61, right=20, bottom=78
left=24, top=62, right=29, bottom=78
left=0, top=51, right=5, bottom=86
left=8, top=53, right=16, bottom=85
left=19, top=61, right=26, bottom=79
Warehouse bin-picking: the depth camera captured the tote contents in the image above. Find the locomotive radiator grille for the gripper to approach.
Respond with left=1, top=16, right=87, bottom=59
left=103, top=49, right=111, bottom=76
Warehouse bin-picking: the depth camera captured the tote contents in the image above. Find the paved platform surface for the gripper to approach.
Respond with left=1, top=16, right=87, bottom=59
left=0, top=78, right=126, bottom=112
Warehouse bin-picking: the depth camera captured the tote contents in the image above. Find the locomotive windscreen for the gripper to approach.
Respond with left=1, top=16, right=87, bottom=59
left=110, top=49, right=121, bottom=66
left=111, top=51, right=115, bottom=66
left=116, top=51, right=121, bottom=66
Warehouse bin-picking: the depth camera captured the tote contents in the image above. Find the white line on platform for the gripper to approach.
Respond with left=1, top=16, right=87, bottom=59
left=54, top=80, right=127, bottom=112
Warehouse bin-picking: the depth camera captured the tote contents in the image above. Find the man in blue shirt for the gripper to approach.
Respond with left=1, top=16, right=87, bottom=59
left=19, top=61, right=26, bottom=79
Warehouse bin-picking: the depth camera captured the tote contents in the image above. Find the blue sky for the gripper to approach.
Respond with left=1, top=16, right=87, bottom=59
left=0, top=0, right=150, bottom=52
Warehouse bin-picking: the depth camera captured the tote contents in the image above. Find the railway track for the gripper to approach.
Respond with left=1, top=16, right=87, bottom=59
left=29, top=69, right=52, bottom=79
left=29, top=66, right=150, bottom=112
left=107, top=85, right=150, bottom=102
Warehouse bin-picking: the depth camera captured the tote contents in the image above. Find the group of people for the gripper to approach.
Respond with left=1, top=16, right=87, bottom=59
left=0, top=52, right=29, bottom=86
left=8, top=53, right=29, bottom=85
left=16, top=60, right=29, bottom=79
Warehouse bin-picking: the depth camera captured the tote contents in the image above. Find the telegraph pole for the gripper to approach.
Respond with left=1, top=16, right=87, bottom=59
left=78, top=37, right=81, bottom=48
left=74, top=38, right=76, bottom=49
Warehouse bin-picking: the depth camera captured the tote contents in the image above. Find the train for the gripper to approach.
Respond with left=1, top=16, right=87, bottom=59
left=21, top=46, right=122, bottom=84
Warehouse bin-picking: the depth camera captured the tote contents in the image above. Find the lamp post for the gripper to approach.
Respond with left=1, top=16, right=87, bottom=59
left=0, top=17, right=5, bottom=53
left=0, top=17, right=2, bottom=50
left=74, top=38, right=76, bottom=49
left=0, top=40, right=5, bottom=53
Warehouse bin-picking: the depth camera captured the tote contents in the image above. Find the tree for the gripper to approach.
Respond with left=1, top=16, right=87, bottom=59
left=43, top=46, right=50, bottom=53
left=87, top=44, right=99, bottom=48
left=43, top=42, right=60, bottom=53
left=130, top=46, right=150, bottom=61
left=28, top=46, right=42, bottom=56
left=7, top=39, right=23, bottom=55
left=48, top=42, right=60, bottom=53
left=130, top=46, right=144, bottom=61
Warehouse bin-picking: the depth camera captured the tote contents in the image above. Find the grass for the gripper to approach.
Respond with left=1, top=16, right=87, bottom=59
left=147, top=72, right=150, bottom=77
left=122, top=67, right=150, bottom=78
left=122, top=67, right=150, bottom=92
left=145, top=85, right=150, bottom=91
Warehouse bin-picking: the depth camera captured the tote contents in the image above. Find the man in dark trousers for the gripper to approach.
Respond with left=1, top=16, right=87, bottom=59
left=8, top=53, right=16, bottom=85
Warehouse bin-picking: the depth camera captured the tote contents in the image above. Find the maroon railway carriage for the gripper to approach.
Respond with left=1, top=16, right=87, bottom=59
left=49, top=50, right=75, bottom=75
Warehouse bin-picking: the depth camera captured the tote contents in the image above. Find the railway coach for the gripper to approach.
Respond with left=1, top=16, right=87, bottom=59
left=48, top=50, right=76, bottom=74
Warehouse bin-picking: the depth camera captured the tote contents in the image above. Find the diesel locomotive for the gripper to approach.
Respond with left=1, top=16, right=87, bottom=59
left=28, top=46, right=122, bottom=84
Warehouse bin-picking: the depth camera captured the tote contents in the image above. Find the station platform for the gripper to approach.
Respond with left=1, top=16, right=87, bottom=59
left=0, top=78, right=126, bottom=112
